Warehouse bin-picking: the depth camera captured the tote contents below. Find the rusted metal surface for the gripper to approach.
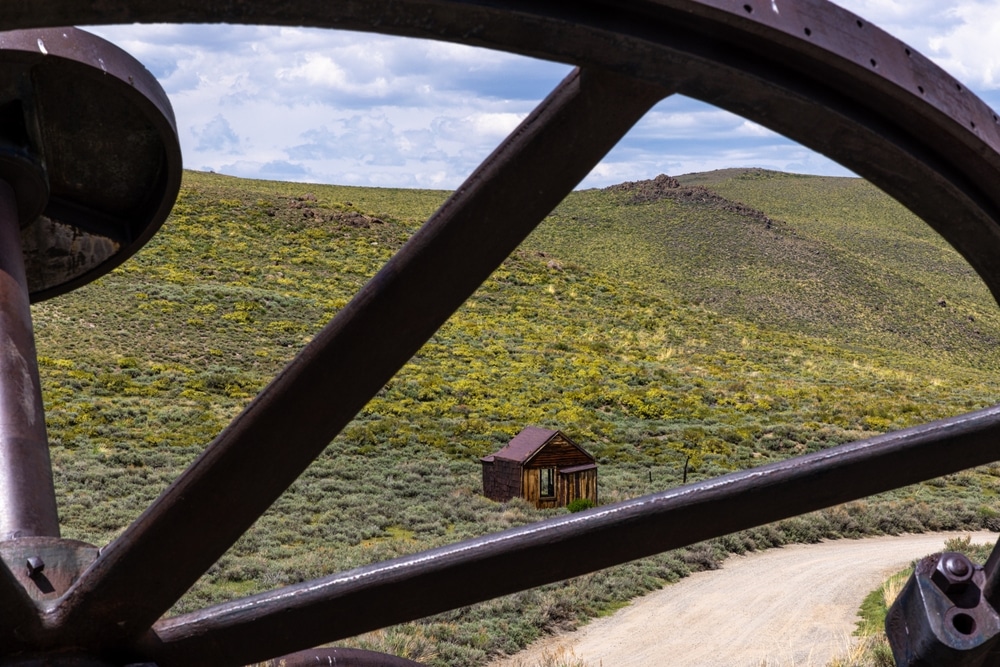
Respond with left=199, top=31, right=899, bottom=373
left=0, top=179, right=57, bottom=540
left=0, top=25, right=181, bottom=664
left=887, top=552, right=1000, bottom=666
left=0, top=25, right=180, bottom=541
left=0, top=556, right=41, bottom=653
left=0, top=27, right=181, bottom=301
left=0, top=2, right=992, bottom=666
left=0, top=537, right=98, bottom=605
left=887, top=526, right=1000, bottom=664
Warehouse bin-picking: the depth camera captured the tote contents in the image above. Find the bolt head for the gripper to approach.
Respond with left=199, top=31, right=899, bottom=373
left=932, top=552, right=975, bottom=593
left=25, top=556, right=44, bottom=577
left=946, top=555, right=970, bottom=577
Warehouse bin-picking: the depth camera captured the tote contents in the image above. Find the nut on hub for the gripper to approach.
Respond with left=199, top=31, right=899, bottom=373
left=933, top=552, right=976, bottom=594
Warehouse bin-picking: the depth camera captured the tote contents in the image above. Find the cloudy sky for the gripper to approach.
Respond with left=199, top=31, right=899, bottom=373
left=84, top=1, right=1000, bottom=190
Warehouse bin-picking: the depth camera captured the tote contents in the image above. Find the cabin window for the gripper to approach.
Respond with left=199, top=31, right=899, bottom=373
left=540, top=467, right=555, bottom=498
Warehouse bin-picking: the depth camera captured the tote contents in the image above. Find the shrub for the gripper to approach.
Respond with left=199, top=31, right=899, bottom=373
left=566, top=498, right=596, bottom=513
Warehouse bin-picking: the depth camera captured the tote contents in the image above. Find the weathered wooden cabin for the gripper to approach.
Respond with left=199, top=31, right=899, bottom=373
left=481, top=427, right=597, bottom=509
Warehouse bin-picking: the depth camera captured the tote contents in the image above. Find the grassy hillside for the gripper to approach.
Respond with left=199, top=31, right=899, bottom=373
left=30, top=170, right=1000, bottom=665
left=531, top=169, right=1000, bottom=369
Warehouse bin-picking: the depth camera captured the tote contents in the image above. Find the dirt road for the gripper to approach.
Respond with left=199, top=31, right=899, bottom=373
left=490, top=531, right=996, bottom=667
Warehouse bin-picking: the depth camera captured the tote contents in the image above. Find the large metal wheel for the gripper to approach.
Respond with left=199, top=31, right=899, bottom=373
left=2, top=2, right=1000, bottom=665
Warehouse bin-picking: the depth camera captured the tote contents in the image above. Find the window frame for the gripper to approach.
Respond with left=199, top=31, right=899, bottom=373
left=539, top=467, right=555, bottom=498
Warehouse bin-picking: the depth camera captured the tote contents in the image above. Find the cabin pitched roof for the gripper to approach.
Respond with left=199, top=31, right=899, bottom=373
left=482, top=427, right=594, bottom=464
left=489, top=426, right=557, bottom=462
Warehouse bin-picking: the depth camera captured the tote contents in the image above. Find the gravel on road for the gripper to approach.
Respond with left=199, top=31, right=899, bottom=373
left=490, top=531, right=997, bottom=667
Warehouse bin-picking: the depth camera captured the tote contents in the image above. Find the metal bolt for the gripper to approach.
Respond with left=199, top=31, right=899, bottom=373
left=946, top=555, right=970, bottom=577
left=26, top=556, right=44, bottom=577
left=932, top=552, right=975, bottom=593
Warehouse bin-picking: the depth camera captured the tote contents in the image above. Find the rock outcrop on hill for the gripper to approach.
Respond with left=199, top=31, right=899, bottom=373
left=607, top=173, right=778, bottom=228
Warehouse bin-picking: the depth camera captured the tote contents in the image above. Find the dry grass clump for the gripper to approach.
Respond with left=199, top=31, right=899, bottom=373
left=504, top=647, right=591, bottom=667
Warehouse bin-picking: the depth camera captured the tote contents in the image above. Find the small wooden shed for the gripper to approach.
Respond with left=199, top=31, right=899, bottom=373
left=481, top=427, right=597, bottom=509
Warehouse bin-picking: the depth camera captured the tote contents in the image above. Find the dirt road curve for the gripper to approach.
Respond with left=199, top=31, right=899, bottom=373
left=490, top=531, right=996, bottom=667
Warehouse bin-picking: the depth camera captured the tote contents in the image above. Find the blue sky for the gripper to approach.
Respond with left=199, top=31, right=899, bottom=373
left=86, top=1, right=1000, bottom=190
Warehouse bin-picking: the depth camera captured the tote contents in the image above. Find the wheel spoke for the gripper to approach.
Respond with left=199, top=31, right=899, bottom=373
left=139, top=405, right=1000, bottom=667
left=50, top=68, right=669, bottom=647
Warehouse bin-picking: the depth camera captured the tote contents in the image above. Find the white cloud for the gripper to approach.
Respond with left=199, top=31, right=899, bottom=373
left=277, top=54, right=392, bottom=98
left=193, top=114, right=241, bottom=153
left=835, top=0, right=1000, bottom=90
left=927, top=4, right=1000, bottom=89
left=432, top=112, right=525, bottom=143
left=82, top=8, right=999, bottom=190
left=467, top=112, right=525, bottom=138
left=82, top=23, right=567, bottom=186
left=635, top=109, right=734, bottom=133
left=735, top=121, right=778, bottom=138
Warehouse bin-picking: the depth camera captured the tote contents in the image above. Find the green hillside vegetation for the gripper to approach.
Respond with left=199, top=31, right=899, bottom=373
left=31, top=170, right=1000, bottom=666
left=533, top=169, right=1000, bottom=369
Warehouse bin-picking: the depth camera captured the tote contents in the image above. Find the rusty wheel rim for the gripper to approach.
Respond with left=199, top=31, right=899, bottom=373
left=0, top=2, right=997, bottom=665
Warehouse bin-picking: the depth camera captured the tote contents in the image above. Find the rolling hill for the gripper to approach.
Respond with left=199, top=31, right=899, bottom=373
left=31, top=169, right=1000, bottom=665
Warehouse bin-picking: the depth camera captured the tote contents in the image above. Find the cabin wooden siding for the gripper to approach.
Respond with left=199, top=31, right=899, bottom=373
left=559, top=466, right=598, bottom=507
left=523, top=432, right=592, bottom=468
left=520, top=464, right=598, bottom=508
left=520, top=467, right=552, bottom=508
left=481, top=457, right=521, bottom=502
left=482, top=428, right=598, bottom=508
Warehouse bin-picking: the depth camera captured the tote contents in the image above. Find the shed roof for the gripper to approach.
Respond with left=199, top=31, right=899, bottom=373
left=559, top=463, right=597, bottom=474
left=486, top=426, right=557, bottom=463
left=483, top=427, right=595, bottom=465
